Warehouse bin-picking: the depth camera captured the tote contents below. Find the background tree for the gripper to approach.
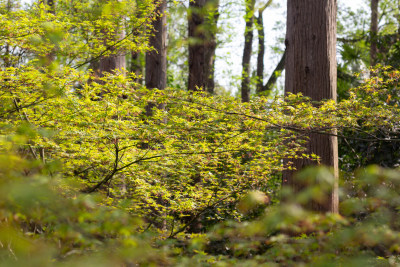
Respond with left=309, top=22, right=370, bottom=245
left=145, top=0, right=167, bottom=115
left=240, top=0, right=255, bottom=102
left=188, top=0, right=219, bottom=93
left=255, top=0, right=272, bottom=94
left=283, top=0, right=338, bottom=213
left=145, top=0, right=167, bottom=91
left=203, top=0, right=219, bottom=94
left=370, top=0, right=379, bottom=66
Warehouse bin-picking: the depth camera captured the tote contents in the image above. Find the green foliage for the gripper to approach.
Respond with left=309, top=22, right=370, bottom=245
left=339, top=66, right=400, bottom=172
left=2, top=1, right=400, bottom=266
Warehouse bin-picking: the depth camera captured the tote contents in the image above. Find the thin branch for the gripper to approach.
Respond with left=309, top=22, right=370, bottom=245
left=83, top=149, right=243, bottom=193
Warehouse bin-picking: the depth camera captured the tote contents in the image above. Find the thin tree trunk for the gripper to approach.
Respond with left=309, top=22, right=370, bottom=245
left=255, top=11, right=264, bottom=94
left=283, top=0, right=338, bottom=213
left=255, top=0, right=272, bottom=94
left=262, top=49, right=285, bottom=93
left=145, top=0, right=167, bottom=115
left=204, top=0, right=219, bottom=94
left=370, top=0, right=379, bottom=66
left=241, top=0, right=255, bottom=102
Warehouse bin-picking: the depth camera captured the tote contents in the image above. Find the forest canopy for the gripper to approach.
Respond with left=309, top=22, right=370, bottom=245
left=1, top=0, right=400, bottom=266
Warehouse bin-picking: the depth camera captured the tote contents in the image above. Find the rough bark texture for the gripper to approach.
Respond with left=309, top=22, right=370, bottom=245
left=262, top=50, right=286, bottom=93
left=284, top=0, right=338, bottom=213
left=145, top=0, right=167, bottom=90
left=99, top=51, right=126, bottom=75
left=370, top=0, right=379, bottom=66
left=145, top=0, right=167, bottom=116
left=188, top=0, right=219, bottom=93
left=241, top=0, right=255, bottom=102
left=188, top=0, right=206, bottom=91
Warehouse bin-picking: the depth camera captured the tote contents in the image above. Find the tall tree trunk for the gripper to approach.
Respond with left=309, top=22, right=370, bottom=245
left=188, top=0, right=219, bottom=93
left=145, top=0, right=167, bottom=90
left=204, top=0, right=219, bottom=94
left=241, top=0, right=255, bottom=102
left=99, top=50, right=126, bottom=75
left=188, top=0, right=206, bottom=92
left=145, top=0, right=167, bottom=115
left=255, top=0, right=272, bottom=94
left=370, top=0, right=379, bottom=66
left=255, top=10, right=264, bottom=94
left=283, top=0, right=338, bottom=213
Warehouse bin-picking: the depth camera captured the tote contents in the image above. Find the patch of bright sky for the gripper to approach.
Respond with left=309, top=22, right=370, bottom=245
left=215, top=0, right=366, bottom=94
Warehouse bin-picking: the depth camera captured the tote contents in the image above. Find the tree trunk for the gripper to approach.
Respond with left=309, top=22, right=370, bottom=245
left=370, top=0, right=379, bottom=66
left=98, top=1, right=126, bottom=77
left=255, top=11, right=264, bottom=94
left=145, top=0, right=167, bottom=116
left=204, top=0, right=219, bottom=94
left=145, top=0, right=167, bottom=90
left=241, top=0, right=255, bottom=102
left=188, top=0, right=219, bottom=93
left=283, top=0, right=338, bottom=213
left=99, top=51, right=126, bottom=75
left=255, top=0, right=272, bottom=94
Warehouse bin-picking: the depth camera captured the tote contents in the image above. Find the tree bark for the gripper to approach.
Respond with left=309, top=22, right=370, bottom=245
left=204, top=0, right=219, bottom=94
left=241, top=0, right=255, bottom=102
left=145, top=0, right=167, bottom=90
left=98, top=1, right=126, bottom=77
left=255, top=10, right=264, bottom=94
left=188, top=0, right=219, bottom=93
left=255, top=0, right=272, bottom=94
left=283, top=0, right=338, bottom=213
left=145, top=0, right=167, bottom=116
left=99, top=51, right=126, bottom=75
left=370, top=0, right=379, bottom=66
